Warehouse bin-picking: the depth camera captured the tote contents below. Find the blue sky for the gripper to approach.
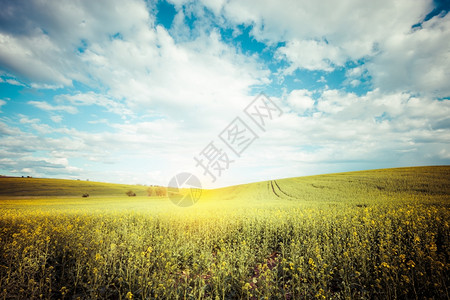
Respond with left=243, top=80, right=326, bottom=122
left=0, top=0, right=449, bottom=187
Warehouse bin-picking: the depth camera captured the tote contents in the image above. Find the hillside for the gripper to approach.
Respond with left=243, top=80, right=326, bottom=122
left=0, top=166, right=448, bottom=203
left=0, top=177, right=150, bottom=197
left=204, top=165, right=450, bottom=204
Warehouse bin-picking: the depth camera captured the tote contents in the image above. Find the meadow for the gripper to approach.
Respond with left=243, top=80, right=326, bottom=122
left=0, top=166, right=449, bottom=299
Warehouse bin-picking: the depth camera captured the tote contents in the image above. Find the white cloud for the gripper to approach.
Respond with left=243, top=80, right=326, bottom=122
left=19, top=115, right=40, bottom=124
left=0, top=0, right=268, bottom=129
left=287, top=89, right=315, bottom=113
left=0, top=32, right=72, bottom=85
left=221, top=0, right=429, bottom=51
left=0, top=0, right=153, bottom=87
left=346, top=67, right=363, bottom=77
left=50, top=115, right=63, bottom=123
left=367, top=13, right=450, bottom=97
left=191, top=0, right=449, bottom=97
left=349, top=79, right=360, bottom=87
left=5, top=78, right=24, bottom=86
left=0, top=99, right=6, bottom=112
left=317, top=76, right=326, bottom=83
left=88, top=118, right=108, bottom=125
left=277, top=39, right=346, bottom=72
left=74, top=24, right=268, bottom=130
left=28, top=100, right=78, bottom=114
left=58, top=92, right=133, bottom=117
left=30, top=83, right=64, bottom=90
left=1, top=86, right=449, bottom=186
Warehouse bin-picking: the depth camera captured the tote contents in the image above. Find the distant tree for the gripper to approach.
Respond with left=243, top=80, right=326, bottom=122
left=147, top=187, right=153, bottom=197
left=82, top=193, right=89, bottom=197
left=126, top=190, right=136, bottom=197
left=155, top=186, right=167, bottom=197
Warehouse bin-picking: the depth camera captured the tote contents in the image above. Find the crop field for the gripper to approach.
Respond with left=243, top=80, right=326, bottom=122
left=0, top=166, right=449, bottom=299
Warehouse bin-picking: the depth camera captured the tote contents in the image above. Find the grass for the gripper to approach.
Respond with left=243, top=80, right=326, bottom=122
left=0, top=166, right=449, bottom=299
left=0, top=177, right=151, bottom=197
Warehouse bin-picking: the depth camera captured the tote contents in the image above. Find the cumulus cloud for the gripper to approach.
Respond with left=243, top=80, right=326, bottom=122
left=287, top=89, right=315, bottom=114
left=244, top=89, right=450, bottom=180
left=184, top=0, right=449, bottom=97
left=277, top=39, right=346, bottom=72
left=0, top=0, right=448, bottom=185
left=78, top=26, right=267, bottom=128
left=0, top=0, right=153, bottom=85
left=367, top=13, right=450, bottom=97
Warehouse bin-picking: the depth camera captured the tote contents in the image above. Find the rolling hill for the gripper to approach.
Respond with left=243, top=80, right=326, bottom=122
left=0, top=166, right=448, bottom=205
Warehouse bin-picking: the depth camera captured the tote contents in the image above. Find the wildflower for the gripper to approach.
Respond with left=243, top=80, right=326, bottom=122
left=429, top=243, right=437, bottom=252
left=407, top=260, right=415, bottom=268
left=60, top=287, right=68, bottom=296
left=401, top=275, right=410, bottom=283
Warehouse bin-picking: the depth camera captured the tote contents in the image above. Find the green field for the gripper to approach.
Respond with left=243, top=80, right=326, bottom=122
left=0, top=177, right=152, bottom=197
left=0, top=166, right=449, bottom=299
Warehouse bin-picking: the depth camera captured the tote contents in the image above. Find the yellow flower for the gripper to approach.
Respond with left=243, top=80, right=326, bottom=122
left=60, top=287, right=68, bottom=296
left=401, top=275, right=410, bottom=283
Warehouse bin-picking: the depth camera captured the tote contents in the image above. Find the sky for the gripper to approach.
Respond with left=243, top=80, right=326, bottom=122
left=0, top=0, right=449, bottom=188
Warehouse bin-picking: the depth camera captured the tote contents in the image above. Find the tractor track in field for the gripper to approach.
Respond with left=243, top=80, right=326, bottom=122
left=273, top=180, right=296, bottom=198
left=269, top=180, right=297, bottom=199
left=269, top=180, right=281, bottom=198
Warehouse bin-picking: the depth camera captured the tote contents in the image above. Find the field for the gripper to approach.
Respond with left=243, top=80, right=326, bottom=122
left=0, top=166, right=449, bottom=299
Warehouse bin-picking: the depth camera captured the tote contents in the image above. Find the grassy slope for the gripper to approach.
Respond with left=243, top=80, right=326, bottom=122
left=204, top=166, right=450, bottom=203
left=0, top=177, right=150, bottom=197
left=0, top=166, right=448, bottom=207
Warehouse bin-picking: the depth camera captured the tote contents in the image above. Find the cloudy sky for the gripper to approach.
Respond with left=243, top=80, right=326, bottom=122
left=0, top=0, right=449, bottom=188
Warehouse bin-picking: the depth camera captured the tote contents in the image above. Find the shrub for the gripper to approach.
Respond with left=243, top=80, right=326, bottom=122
left=126, top=190, right=136, bottom=197
left=155, top=186, right=167, bottom=197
